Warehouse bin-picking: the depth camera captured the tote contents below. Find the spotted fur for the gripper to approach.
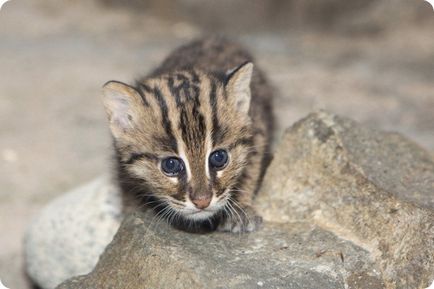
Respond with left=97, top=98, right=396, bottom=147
left=102, top=37, right=274, bottom=233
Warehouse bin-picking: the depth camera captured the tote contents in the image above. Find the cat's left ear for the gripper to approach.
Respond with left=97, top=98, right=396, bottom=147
left=101, top=81, right=143, bottom=139
left=225, top=62, right=253, bottom=114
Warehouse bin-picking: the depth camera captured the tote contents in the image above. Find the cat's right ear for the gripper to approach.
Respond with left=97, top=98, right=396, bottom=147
left=101, top=81, right=142, bottom=138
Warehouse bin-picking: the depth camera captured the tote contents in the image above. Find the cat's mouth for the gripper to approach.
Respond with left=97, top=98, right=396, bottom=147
left=178, top=203, right=222, bottom=220
left=175, top=196, right=228, bottom=221
left=187, top=208, right=211, bottom=214
left=182, top=209, right=215, bottom=221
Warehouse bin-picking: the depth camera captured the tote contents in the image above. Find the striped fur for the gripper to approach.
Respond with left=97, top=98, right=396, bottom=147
left=102, top=37, right=274, bottom=232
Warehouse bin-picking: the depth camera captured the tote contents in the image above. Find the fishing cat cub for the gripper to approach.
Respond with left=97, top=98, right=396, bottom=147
left=102, top=37, right=274, bottom=233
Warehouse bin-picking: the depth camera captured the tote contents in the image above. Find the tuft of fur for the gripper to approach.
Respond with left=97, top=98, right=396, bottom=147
left=102, top=37, right=274, bottom=233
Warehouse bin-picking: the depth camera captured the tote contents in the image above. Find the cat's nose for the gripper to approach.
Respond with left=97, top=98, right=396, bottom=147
left=192, top=197, right=211, bottom=209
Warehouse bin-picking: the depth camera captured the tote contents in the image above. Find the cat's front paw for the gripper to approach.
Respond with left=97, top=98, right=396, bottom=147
left=217, top=205, right=263, bottom=233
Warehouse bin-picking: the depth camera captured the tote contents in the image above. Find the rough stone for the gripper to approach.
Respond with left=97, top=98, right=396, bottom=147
left=55, top=111, right=434, bottom=289
left=256, top=111, right=434, bottom=288
left=57, top=212, right=384, bottom=289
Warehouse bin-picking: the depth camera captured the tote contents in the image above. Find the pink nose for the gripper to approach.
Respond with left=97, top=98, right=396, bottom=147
left=192, top=198, right=211, bottom=209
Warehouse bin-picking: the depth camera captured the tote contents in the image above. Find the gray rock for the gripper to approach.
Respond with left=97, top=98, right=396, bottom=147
left=55, top=111, right=434, bottom=289
left=256, top=111, right=434, bottom=288
left=24, top=176, right=123, bottom=289
left=57, top=212, right=384, bottom=289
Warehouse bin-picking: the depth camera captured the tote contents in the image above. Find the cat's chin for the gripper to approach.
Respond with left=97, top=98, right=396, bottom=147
left=169, top=211, right=221, bottom=233
left=181, top=209, right=216, bottom=221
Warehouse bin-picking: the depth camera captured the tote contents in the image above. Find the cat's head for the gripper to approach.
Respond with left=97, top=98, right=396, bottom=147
left=102, top=62, right=254, bottom=223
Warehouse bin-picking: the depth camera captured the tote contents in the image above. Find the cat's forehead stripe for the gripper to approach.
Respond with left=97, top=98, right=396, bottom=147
left=151, top=86, right=178, bottom=153
left=209, top=81, right=222, bottom=146
left=167, top=73, right=191, bottom=107
left=176, top=76, right=207, bottom=150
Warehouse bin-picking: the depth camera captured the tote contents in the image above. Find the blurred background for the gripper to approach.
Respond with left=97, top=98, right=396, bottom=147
left=0, top=0, right=433, bottom=287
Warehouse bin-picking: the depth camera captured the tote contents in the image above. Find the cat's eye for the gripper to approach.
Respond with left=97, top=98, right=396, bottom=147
left=209, top=149, right=229, bottom=170
left=161, top=157, right=184, bottom=177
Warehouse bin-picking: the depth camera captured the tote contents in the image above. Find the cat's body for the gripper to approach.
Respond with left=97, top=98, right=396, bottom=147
left=102, top=37, right=274, bottom=232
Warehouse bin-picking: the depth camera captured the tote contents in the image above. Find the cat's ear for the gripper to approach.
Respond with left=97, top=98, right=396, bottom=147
left=102, top=81, right=143, bottom=138
left=225, top=62, right=253, bottom=114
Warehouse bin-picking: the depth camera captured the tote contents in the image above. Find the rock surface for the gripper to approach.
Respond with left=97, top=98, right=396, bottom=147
left=256, top=111, right=434, bottom=288
left=56, top=112, right=434, bottom=289
left=57, top=212, right=384, bottom=289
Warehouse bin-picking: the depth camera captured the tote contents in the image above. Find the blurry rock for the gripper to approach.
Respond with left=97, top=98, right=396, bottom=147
left=57, top=212, right=384, bottom=289
left=334, top=0, right=433, bottom=34
left=98, top=0, right=433, bottom=33
left=24, top=176, right=123, bottom=289
left=257, top=111, right=434, bottom=288
left=56, top=111, right=434, bottom=289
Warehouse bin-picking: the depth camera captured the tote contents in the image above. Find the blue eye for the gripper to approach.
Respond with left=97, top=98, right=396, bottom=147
left=209, top=149, right=229, bottom=170
left=161, top=157, right=184, bottom=176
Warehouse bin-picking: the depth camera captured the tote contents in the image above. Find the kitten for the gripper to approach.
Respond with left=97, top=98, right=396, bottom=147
left=101, top=37, right=274, bottom=233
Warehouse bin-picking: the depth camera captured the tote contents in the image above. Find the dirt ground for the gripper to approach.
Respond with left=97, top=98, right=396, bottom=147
left=0, top=0, right=433, bottom=288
